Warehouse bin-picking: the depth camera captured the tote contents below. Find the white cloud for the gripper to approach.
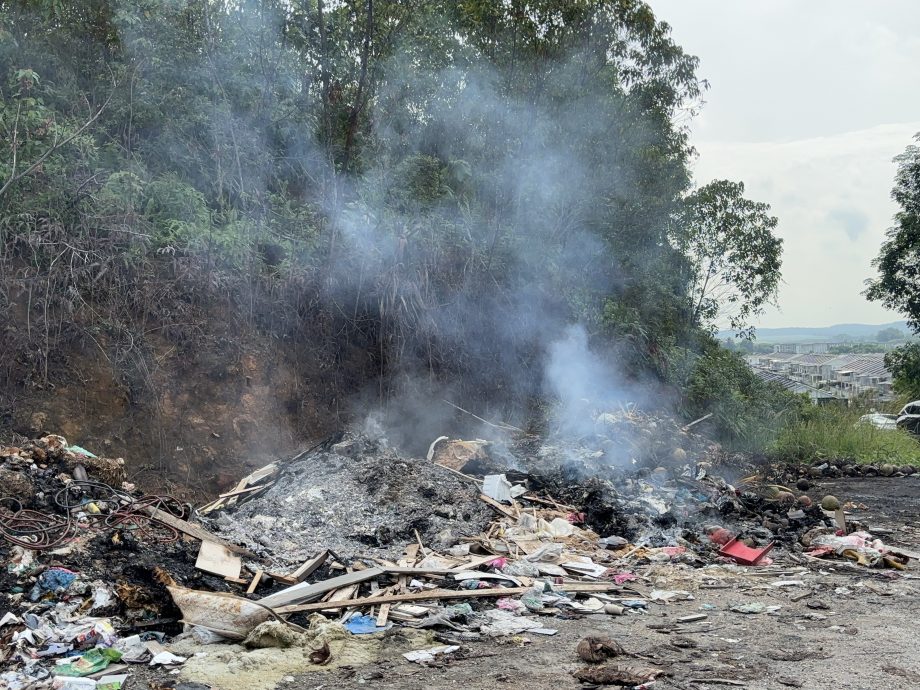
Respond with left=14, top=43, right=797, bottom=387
left=650, top=0, right=920, bottom=328
left=692, top=123, right=920, bottom=328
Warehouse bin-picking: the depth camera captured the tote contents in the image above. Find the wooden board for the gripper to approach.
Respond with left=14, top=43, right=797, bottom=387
left=376, top=603, right=391, bottom=626
left=246, top=569, right=264, bottom=594
left=291, top=550, right=329, bottom=582
left=141, top=506, right=255, bottom=556
left=274, top=582, right=619, bottom=614
left=195, top=541, right=242, bottom=579
left=479, top=493, right=517, bottom=519
left=258, top=567, right=386, bottom=608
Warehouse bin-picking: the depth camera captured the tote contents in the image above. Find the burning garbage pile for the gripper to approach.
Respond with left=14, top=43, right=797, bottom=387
left=1, top=416, right=918, bottom=689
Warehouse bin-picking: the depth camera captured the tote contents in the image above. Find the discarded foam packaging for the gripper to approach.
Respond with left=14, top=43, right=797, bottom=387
left=149, top=652, right=187, bottom=666
left=483, top=474, right=513, bottom=503
left=649, top=589, right=693, bottom=602
left=403, top=645, right=460, bottom=663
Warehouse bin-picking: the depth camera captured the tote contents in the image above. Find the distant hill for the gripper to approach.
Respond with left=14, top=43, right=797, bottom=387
left=718, top=320, right=912, bottom=343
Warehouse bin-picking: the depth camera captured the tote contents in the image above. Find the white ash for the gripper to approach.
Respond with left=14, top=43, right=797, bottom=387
left=209, top=436, right=492, bottom=564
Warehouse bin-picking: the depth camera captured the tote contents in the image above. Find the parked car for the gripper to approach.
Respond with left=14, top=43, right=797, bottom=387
left=857, top=412, right=899, bottom=430
left=897, top=400, right=920, bottom=435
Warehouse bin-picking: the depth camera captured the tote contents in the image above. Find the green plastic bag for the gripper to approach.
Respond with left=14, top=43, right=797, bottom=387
left=55, top=647, right=123, bottom=677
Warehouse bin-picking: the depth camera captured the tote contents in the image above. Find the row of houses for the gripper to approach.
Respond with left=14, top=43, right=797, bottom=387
left=746, top=352, right=893, bottom=402
left=771, top=342, right=842, bottom=354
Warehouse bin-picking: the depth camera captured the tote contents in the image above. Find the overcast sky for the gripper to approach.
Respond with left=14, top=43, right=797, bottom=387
left=651, top=0, right=920, bottom=329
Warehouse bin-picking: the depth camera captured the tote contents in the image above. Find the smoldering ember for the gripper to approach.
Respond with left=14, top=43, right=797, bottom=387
left=4, top=2, right=920, bottom=690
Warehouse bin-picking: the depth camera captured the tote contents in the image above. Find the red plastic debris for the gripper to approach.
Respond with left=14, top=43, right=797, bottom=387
left=719, top=537, right=774, bottom=565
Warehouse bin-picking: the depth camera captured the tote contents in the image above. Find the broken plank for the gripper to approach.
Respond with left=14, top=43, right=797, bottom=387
left=321, top=584, right=359, bottom=610
left=246, top=569, right=264, bottom=594
left=258, top=567, right=386, bottom=608
left=141, top=506, right=255, bottom=556
left=479, top=493, right=517, bottom=519
left=449, top=554, right=499, bottom=571
left=520, top=494, right=577, bottom=512
left=384, top=566, right=452, bottom=575
left=290, top=550, right=330, bottom=582
left=274, top=582, right=619, bottom=614
left=376, top=603, right=391, bottom=627
left=218, top=485, right=270, bottom=500
left=267, top=572, right=298, bottom=586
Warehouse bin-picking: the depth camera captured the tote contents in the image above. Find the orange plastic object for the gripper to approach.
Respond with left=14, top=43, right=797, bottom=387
left=719, top=537, right=774, bottom=565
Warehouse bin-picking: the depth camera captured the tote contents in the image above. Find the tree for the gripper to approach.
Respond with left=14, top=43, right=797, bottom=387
left=885, top=342, right=920, bottom=398
left=672, top=180, right=782, bottom=337
left=876, top=327, right=905, bottom=343
left=865, top=135, right=920, bottom=331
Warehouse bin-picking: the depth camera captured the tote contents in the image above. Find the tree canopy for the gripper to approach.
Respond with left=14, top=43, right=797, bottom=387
left=672, top=179, right=782, bottom=337
left=0, top=0, right=787, bottom=437
left=866, top=135, right=920, bottom=332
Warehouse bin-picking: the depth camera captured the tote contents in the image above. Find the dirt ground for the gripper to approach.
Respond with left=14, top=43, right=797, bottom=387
left=115, top=475, right=920, bottom=690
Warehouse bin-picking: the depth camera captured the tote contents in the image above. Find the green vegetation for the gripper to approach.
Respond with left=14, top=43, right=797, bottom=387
left=0, top=0, right=794, bottom=432
left=674, top=180, right=782, bottom=339
left=877, top=326, right=906, bottom=342
left=828, top=343, right=888, bottom=354
left=885, top=343, right=920, bottom=399
left=866, top=134, right=920, bottom=398
left=771, top=405, right=920, bottom=466
left=14, top=0, right=897, bottom=469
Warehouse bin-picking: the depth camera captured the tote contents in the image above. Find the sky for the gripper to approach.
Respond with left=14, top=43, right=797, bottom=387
left=651, top=0, right=920, bottom=329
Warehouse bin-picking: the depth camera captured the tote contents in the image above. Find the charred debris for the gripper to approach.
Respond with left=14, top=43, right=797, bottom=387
left=1, top=412, right=917, bottom=689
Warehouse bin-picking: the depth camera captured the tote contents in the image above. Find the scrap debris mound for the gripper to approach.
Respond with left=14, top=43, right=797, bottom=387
left=2, top=418, right=918, bottom=690
left=210, top=435, right=493, bottom=563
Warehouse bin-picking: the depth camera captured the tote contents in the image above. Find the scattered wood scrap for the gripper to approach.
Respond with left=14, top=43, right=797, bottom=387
left=141, top=506, right=255, bottom=557
left=274, top=582, right=620, bottom=614
left=195, top=541, right=242, bottom=579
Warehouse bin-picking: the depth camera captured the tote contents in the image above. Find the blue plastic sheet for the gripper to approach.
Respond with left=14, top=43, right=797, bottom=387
left=343, top=614, right=391, bottom=635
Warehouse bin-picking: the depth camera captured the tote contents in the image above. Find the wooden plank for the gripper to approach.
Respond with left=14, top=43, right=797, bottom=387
left=274, top=582, right=619, bottom=614
left=449, top=554, right=499, bottom=571
left=479, top=493, right=517, bottom=519
left=384, top=566, right=451, bottom=575
left=141, top=506, right=255, bottom=556
left=320, top=584, right=358, bottom=610
left=246, top=569, right=264, bottom=594
left=266, top=572, right=298, bottom=585
left=521, top=494, right=577, bottom=512
left=218, top=485, right=270, bottom=500
left=195, top=541, right=242, bottom=579
left=376, top=603, right=391, bottom=626
left=258, top=567, right=386, bottom=608
left=291, top=550, right=329, bottom=582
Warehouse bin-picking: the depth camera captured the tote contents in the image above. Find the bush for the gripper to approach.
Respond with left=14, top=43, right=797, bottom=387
left=669, top=337, right=807, bottom=452
left=886, top=343, right=920, bottom=399
left=771, top=404, right=920, bottom=465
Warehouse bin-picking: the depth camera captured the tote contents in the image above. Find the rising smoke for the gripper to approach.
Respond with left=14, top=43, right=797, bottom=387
left=106, top=2, right=690, bottom=455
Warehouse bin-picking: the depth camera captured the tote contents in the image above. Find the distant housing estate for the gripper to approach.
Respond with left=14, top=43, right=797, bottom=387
left=747, top=352, right=893, bottom=402
left=771, top=342, right=842, bottom=354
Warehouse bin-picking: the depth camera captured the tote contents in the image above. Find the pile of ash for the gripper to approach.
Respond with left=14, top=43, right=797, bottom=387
left=210, top=435, right=493, bottom=564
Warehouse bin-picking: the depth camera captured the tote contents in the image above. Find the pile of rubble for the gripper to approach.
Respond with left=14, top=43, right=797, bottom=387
left=209, top=436, right=493, bottom=563
left=1, top=415, right=917, bottom=689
